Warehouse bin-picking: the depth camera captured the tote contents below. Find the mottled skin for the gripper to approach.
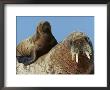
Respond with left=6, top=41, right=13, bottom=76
left=16, top=32, right=94, bottom=74
left=45, top=32, right=94, bottom=74
left=16, top=21, right=58, bottom=65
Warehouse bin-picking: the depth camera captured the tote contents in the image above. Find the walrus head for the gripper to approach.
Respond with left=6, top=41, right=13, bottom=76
left=70, top=36, right=93, bottom=63
left=37, top=21, right=52, bottom=35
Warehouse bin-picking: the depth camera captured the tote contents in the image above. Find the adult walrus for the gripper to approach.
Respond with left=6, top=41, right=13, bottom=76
left=16, top=21, right=58, bottom=65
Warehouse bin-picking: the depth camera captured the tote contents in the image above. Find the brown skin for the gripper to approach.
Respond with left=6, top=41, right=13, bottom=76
left=17, top=21, right=58, bottom=65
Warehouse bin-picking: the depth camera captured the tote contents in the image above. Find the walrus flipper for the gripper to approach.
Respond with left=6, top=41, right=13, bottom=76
left=21, top=47, right=40, bottom=65
left=17, top=56, right=33, bottom=64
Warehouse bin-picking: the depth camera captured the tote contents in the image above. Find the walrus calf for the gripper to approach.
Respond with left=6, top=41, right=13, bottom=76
left=16, top=21, right=58, bottom=65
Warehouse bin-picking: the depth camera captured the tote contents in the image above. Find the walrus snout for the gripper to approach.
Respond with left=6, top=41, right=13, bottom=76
left=43, top=21, right=51, bottom=27
left=39, top=21, right=50, bottom=27
left=42, top=21, right=51, bottom=33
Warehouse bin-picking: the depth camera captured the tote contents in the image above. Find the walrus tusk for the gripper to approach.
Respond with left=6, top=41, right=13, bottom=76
left=76, top=53, right=78, bottom=63
left=85, top=51, right=90, bottom=59
left=71, top=51, right=79, bottom=63
left=71, top=52, right=75, bottom=61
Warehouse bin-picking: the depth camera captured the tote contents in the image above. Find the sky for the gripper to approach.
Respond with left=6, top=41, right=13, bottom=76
left=16, top=16, right=94, bottom=46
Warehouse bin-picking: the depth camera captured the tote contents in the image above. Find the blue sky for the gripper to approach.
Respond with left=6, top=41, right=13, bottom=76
left=16, top=16, right=94, bottom=46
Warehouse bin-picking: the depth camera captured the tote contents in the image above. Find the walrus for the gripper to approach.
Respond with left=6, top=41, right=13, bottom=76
left=16, top=21, right=58, bottom=65
left=16, top=32, right=94, bottom=74
left=70, top=35, right=93, bottom=63
left=42, top=32, right=94, bottom=74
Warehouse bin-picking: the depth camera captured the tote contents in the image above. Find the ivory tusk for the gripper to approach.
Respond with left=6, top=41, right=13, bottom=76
left=76, top=53, right=78, bottom=63
left=85, top=51, right=90, bottom=59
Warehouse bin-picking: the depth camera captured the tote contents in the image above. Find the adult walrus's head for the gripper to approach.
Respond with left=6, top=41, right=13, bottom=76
left=69, top=32, right=93, bottom=63
left=17, top=21, right=58, bottom=65
left=36, top=21, right=52, bottom=36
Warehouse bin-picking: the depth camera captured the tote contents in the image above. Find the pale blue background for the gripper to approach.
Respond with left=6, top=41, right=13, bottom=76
left=16, top=16, right=94, bottom=46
